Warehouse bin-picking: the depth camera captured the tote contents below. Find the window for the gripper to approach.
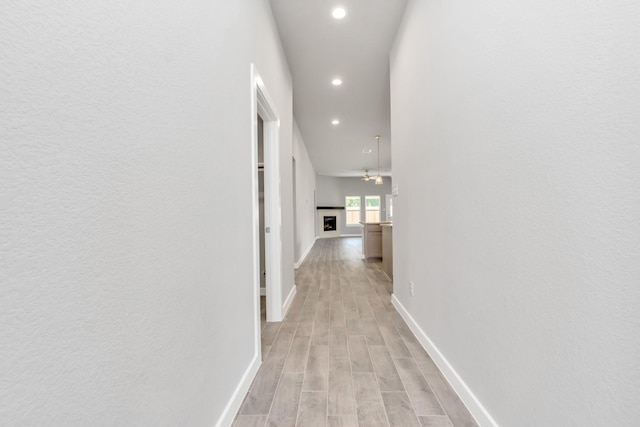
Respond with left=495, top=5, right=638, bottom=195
left=345, top=196, right=361, bottom=226
left=365, top=196, right=381, bottom=222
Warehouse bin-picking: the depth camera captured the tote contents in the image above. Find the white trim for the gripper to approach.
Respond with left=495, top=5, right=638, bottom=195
left=391, top=295, right=499, bottom=427
left=249, top=65, right=263, bottom=365
left=294, top=238, right=317, bottom=269
left=282, top=285, right=297, bottom=318
left=214, top=353, right=261, bottom=427
left=260, top=287, right=266, bottom=296
left=340, top=233, right=362, bottom=237
left=251, top=64, right=284, bottom=323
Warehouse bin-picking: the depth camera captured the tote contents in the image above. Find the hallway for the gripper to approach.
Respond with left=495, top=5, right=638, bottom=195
left=234, top=237, right=477, bottom=427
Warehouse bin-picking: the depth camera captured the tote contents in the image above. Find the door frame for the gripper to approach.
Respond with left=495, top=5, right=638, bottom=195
left=250, top=65, right=283, bottom=340
left=385, top=194, right=393, bottom=221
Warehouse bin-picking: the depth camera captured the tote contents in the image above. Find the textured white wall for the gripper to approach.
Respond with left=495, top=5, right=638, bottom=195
left=390, top=0, right=640, bottom=425
left=0, top=1, right=296, bottom=425
left=293, top=120, right=317, bottom=265
left=255, top=0, right=296, bottom=302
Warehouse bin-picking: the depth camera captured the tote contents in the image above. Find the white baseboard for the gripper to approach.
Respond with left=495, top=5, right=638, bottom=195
left=391, top=295, right=499, bottom=427
left=294, top=237, right=317, bottom=269
left=282, top=285, right=297, bottom=318
left=340, top=233, right=361, bottom=237
left=214, top=352, right=261, bottom=427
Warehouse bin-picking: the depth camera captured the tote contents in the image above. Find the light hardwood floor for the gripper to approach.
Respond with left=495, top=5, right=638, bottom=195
left=235, top=237, right=478, bottom=427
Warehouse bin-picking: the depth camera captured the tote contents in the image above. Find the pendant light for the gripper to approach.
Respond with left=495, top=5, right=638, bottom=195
left=374, top=135, right=383, bottom=185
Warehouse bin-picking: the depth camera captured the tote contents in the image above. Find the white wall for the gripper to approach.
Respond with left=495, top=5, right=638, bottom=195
left=0, top=1, right=296, bottom=425
left=292, top=120, right=317, bottom=267
left=254, top=0, right=296, bottom=305
left=316, top=176, right=392, bottom=235
left=390, top=1, right=640, bottom=426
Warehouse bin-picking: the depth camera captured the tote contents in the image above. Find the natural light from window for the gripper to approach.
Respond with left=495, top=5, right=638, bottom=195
left=345, top=196, right=361, bottom=226
left=365, top=196, right=380, bottom=222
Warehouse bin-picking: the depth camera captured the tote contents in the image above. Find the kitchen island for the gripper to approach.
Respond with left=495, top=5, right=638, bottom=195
left=359, top=221, right=391, bottom=261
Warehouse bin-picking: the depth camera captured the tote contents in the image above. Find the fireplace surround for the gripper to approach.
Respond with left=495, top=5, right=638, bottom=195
left=324, top=216, right=337, bottom=231
left=317, top=206, right=343, bottom=238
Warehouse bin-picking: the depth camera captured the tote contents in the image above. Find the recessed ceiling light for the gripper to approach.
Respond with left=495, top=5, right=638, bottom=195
left=332, top=7, right=346, bottom=19
left=332, top=119, right=340, bottom=125
left=331, top=78, right=342, bottom=86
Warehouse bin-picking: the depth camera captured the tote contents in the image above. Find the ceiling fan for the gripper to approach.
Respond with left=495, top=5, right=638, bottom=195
left=361, top=136, right=384, bottom=184
left=361, top=170, right=373, bottom=181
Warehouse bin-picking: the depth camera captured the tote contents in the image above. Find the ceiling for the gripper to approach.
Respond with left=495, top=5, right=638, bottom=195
left=269, top=0, right=408, bottom=178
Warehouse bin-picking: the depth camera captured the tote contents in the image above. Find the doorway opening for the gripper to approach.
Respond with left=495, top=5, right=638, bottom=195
left=385, top=194, right=393, bottom=221
left=292, top=157, right=298, bottom=263
left=251, top=65, right=284, bottom=360
left=257, top=116, right=266, bottom=327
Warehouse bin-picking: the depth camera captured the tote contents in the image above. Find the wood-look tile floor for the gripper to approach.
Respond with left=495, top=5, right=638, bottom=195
left=234, top=237, right=478, bottom=427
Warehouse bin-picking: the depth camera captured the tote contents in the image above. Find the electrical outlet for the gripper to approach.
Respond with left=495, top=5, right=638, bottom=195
left=409, top=281, right=415, bottom=296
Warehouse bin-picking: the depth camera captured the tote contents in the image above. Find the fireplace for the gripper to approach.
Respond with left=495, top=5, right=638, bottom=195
left=317, top=207, right=342, bottom=238
left=324, top=216, right=337, bottom=231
